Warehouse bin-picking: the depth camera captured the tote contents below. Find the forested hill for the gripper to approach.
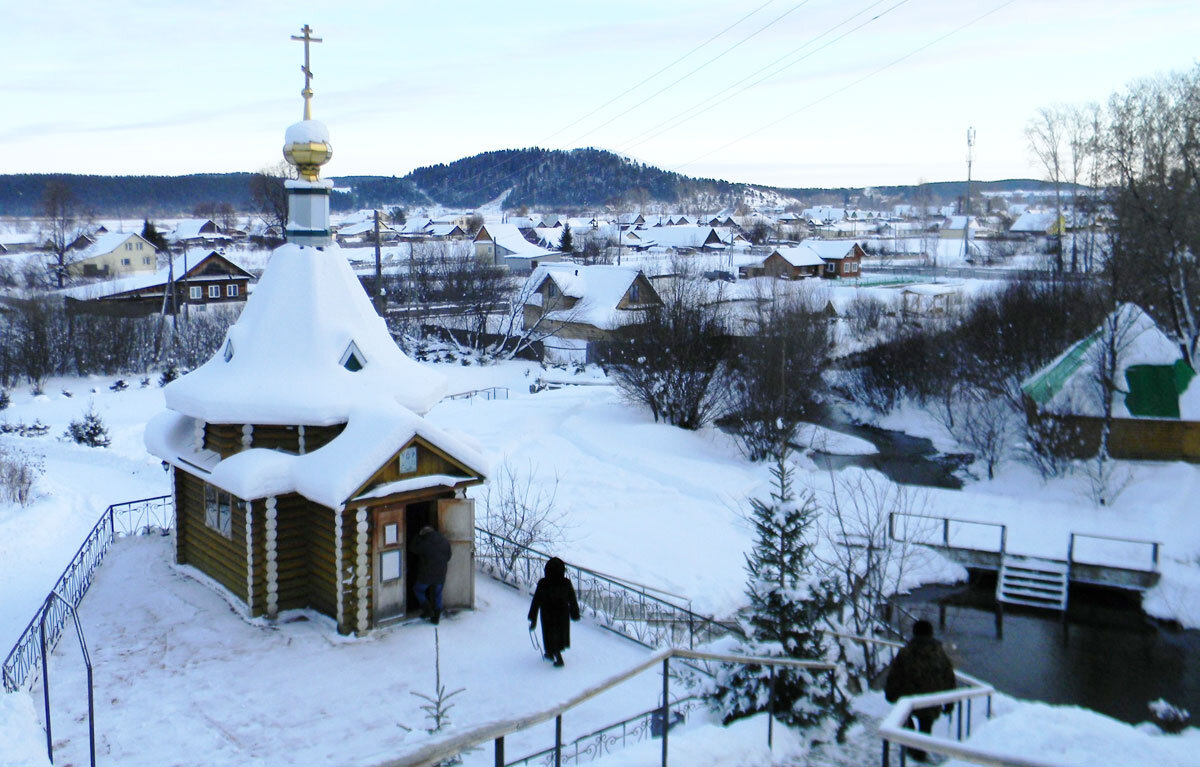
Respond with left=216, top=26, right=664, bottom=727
left=405, top=147, right=740, bottom=209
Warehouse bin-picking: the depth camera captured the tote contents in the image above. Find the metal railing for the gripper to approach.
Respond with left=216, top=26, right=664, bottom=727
left=2, top=494, right=174, bottom=692
left=504, top=695, right=705, bottom=767
left=877, top=671, right=1051, bottom=767
left=445, top=386, right=510, bottom=402
left=889, top=512, right=1008, bottom=555
left=1067, top=532, right=1161, bottom=571
left=373, top=648, right=840, bottom=767
left=475, top=528, right=738, bottom=650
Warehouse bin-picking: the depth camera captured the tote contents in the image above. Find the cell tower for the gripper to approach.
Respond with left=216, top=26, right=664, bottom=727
left=962, top=127, right=976, bottom=261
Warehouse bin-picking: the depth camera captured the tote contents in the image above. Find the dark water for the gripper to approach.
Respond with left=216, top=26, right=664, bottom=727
left=807, top=416, right=971, bottom=489
left=897, top=576, right=1200, bottom=725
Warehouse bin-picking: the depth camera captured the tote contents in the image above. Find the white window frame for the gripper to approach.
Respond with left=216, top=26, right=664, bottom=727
left=226, top=283, right=238, bottom=297
left=120, top=258, right=131, bottom=266
left=142, top=256, right=152, bottom=265
left=208, top=284, right=221, bottom=298
left=189, top=285, right=202, bottom=300
left=203, top=483, right=234, bottom=539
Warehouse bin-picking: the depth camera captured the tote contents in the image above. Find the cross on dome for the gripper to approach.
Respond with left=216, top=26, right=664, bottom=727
left=290, top=24, right=323, bottom=120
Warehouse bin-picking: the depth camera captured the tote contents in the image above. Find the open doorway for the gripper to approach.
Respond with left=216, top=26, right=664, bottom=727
left=404, top=500, right=435, bottom=615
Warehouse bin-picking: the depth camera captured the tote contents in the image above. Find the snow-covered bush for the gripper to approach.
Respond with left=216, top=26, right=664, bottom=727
left=109, top=379, right=128, bottom=392
left=1148, top=698, right=1190, bottom=733
left=159, top=364, right=179, bottom=387
left=0, top=446, right=42, bottom=506
left=66, top=405, right=111, bottom=448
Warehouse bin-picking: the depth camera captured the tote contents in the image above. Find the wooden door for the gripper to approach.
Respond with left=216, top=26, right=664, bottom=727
left=373, top=505, right=405, bottom=622
left=437, top=498, right=475, bottom=610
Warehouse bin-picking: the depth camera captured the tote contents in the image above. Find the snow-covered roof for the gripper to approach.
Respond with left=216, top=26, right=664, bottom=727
left=479, top=224, right=554, bottom=258
left=59, top=250, right=249, bottom=300
left=629, top=225, right=719, bottom=250
left=400, top=218, right=433, bottom=234
left=73, top=231, right=148, bottom=260
left=942, top=216, right=979, bottom=231
left=525, top=263, right=654, bottom=330
left=146, top=402, right=485, bottom=508
left=163, top=243, right=446, bottom=424
left=427, top=224, right=463, bottom=237
left=796, top=240, right=861, bottom=261
left=337, top=220, right=395, bottom=237
left=1010, top=212, right=1061, bottom=233
left=171, top=220, right=227, bottom=242
left=769, top=246, right=825, bottom=268
left=1022, top=304, right=1187, bottom=418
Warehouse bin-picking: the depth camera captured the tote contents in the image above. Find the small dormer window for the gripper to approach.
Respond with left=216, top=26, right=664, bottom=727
left=223, top=340, right=234, bottom=363
left=341, top=341, right=366, bottom=372
left=547, top=282, right=558, bottom=298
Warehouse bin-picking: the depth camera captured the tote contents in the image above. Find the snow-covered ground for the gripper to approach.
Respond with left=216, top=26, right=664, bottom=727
left=26, top=536, right=666, bottom=767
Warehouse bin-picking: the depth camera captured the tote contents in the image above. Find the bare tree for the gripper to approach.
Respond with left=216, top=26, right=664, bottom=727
left=1027, top=107, right=1068, bottom=271
left=249, top=161, right=292, bottom=239
left=39, top=180, right=85, bottom=288
left=477, top=461, right=566, bottom=577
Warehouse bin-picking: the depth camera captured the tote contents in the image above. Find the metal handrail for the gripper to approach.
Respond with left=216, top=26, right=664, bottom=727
left=2, top=494, right=174, bottom=692
left=1067, top=531, right=1161, bottom=570
left=372, top=647, right=839, bottom=767
left=876, top=671, right=1068, bottom=767
left=475, top=527, right=738, bottom=650
left=888, top=511, right=1008, bottom=555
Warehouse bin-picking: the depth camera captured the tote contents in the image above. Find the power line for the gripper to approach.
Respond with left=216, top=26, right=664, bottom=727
left=615, top=0, right=905, bottom=153
left=670, top=0, right=1019, bottom=173
left=540, top=0, right=778, bottom=145
left=556, top=0, right=815, bottom=150
left=427, top=2, right=781, bottom=204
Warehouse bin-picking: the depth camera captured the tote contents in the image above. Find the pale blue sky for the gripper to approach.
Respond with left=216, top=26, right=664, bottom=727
left=3, top=0, right=1198, bottom=188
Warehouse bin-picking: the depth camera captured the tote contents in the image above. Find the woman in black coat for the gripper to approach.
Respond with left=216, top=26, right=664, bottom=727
left=528, top=557, right=580, bottom=667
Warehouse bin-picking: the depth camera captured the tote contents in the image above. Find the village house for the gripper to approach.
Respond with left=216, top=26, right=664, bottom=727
left=145, top=69, right=486, bottom=635
left=742, top=240, right=865, bottom=279
left=67, top=230, right=158, bottom=278
left=1009, top=211, right=1066, bottom=238
left=60, top=250, right=254, bottom=315
left=474, top=223, right=561, bottom=273
left=169, top=219, right=233, bottom=250
left=1022, top=304, right=1200, bottom=462
left=939, top=215, right=980, bottom=240
left=336, top=219, right=398, bottom=246
left=626, top=225, right=726, bottom=253
left=521, top=263, right=662, bottom=358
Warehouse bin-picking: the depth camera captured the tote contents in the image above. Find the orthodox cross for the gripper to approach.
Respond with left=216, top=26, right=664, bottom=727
left=290, top=24, right=323, bottom=120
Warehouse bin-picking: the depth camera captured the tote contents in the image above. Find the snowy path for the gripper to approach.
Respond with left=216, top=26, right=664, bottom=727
left=33, top=537, right=667, bottom=767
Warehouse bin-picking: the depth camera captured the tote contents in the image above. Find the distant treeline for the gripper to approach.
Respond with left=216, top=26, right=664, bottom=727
left=0, top=151, right=1071, bottom=218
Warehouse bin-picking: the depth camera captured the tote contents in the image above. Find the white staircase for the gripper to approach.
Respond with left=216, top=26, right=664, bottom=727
left=995, top=555, right=1069, bottom=611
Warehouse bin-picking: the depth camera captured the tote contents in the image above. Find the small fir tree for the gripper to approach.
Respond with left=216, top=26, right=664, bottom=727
left=559, top=222, right=574, bottom=253
left=714, top=453, right=852, bottom=736
left=141, top=220, right=169, bottom=252
left=159, top=362, right=179, bottom=387
left=66, top=404, right=111, bottom=448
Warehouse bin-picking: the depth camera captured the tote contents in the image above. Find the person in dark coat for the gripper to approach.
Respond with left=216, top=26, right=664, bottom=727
left=528, top=557, right=580, bottom=667
left=408, top=525, right=452, bottom=624
left=885, top=620, right=957, bottom=762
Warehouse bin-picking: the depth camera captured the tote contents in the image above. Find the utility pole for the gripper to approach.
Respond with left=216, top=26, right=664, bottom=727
left=961, top=126, right=975, bottom=264
left=373, top=209, right=385, bottom=315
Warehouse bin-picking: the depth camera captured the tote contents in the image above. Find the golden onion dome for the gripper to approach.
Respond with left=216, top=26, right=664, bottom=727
left=283, top=120, right=332, bottom=182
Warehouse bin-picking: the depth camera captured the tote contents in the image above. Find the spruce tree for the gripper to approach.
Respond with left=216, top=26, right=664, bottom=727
left=715, top=453, right=851, bottom=736
left=559, top=222, right=574, bottom=253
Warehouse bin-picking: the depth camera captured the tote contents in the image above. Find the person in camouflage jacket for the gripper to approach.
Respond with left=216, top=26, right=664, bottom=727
left=885, top=620, right=957, bottom=761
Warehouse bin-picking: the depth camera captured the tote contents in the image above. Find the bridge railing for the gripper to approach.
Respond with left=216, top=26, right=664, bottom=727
left=475, top=527, right=738, bottom=650
left=2, top=494, right=174, bottom=693
left=888, top=512, right=1007, bottom=555
left=445, top=386, right=510, bottom=402
left=1067, top=532, right=1161, bottom=572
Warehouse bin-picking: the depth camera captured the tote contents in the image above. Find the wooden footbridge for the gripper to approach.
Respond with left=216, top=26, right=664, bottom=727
left=887, top=512, right=1162, bottom=611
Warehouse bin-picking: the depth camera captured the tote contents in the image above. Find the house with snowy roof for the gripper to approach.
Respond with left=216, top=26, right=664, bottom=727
left=474, top=223, right=560, bottom=273
left=627, top=225, right=725, bottom=253
left=169, top=219, right=232, bottom=249
left=1021, top=304, right=1200, bottom=462
left=939, top=215, right=980, bottom=240
left=744, top=241, right=864, bottom=279
left=1010, top=211, right=1066, bottom=237
left=521, top=263, right=661, bottom=347
left=67, top=231, right=158, bottom=278
left=335, top=219, right=398, bottom=246
left=145, top=69, right=486, bottom=634
left=61, top=250, right=252, bottom=315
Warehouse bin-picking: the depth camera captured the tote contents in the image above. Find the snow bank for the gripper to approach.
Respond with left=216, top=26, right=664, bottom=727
left=800, top=424, right=878, bottom=456
left=946, top=701, right=1200, bottom=767
left=600, top=713, right=804, bottom=767
left=0, top=693, right=50, bottom=767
